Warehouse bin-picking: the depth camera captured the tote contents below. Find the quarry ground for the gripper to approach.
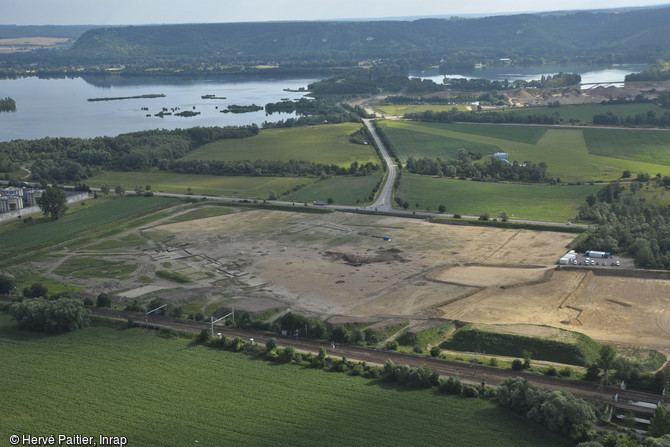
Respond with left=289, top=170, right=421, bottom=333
left=36, top=207, right=670, bottom=355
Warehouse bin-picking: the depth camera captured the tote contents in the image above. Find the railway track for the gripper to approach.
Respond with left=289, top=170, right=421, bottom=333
left=91, top=307, right=668, bottom=409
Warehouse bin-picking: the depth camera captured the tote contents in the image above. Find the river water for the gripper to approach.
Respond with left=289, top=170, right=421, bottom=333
left=411, top=63, right=648, bottom=86
left=0, top=76, right=318, bottom=141
left=0, top=64, right=649, bottom=141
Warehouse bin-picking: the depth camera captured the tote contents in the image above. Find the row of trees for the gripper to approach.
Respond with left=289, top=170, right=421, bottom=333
left=405, top=108, right=562, bottom=125
left=444, top=72, right=581, bottom=91
left=593, top=110, right=670, bottom=127
left=167, top=159, right=380, bottom=177
left=404, top=154, right=549, bottom=183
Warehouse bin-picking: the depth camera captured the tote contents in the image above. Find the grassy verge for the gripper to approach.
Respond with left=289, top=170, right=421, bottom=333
left=0, top=196, right=179, bottom=261
left=439, top=325, right=601, bottom=367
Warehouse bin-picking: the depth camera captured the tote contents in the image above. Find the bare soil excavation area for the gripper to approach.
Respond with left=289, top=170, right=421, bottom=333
left=39, top=208, right=670, bottom=355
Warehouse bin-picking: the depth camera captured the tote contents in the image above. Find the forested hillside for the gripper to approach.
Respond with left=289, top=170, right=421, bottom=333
left=62, top=7, right=670, bottom=65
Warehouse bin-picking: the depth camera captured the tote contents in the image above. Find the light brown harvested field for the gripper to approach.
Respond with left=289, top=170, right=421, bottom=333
left=429, top=265, right=551, bottom=287
left=31, top=206, right=670, bottom=354
left=0, top=37, right=69, bottom=45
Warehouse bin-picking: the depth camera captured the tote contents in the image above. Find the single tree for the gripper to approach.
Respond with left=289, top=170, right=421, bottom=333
left=599, top=345, right=617, bottom=383
left=96, top=292, right=112, bottom=308
left=37, top=187, right=68, bottom=220
left=114, top=185, right=125, bottom=196
left=0, top=274, right=16, bottom=294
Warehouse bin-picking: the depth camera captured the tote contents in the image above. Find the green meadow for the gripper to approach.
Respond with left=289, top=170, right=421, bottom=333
left=0, top=196, right=178, bottom=259
left=181, top=123, right=379, bottom=167
left=378, top=120, right=670, bottom=182
left=0, top=314, right=567, bottom=447
left=373, top=104, right=469, bottom=117
left=284, top=173, right=383, bottom=206
left=396, top=174, right=602, bottom=221
left=86, top=171, right=317, bottom=199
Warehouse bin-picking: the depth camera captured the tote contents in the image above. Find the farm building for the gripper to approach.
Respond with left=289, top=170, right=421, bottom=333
left=493, top=152, right=508, bottom=160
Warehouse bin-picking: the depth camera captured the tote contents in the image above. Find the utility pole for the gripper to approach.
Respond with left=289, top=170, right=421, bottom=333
left=145, top=303, right=168, bottom=333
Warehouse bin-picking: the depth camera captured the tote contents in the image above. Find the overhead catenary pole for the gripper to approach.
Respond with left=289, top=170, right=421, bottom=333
left=145, top=303, right=168, bottom=333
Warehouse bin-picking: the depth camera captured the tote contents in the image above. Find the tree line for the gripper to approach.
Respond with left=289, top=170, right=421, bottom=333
left=405, top=108, right=562, bottom=125
left=444, top=72, right=581, bottom=91
left=167, top=159, right=380, bottom=177
left=0, top=125, right=259, bottom=183
left=404, top=153, right=550, bottom=183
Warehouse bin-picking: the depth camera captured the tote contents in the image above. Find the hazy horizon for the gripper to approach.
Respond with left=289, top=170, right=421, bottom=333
left=2, top=0, right=668, bottom=26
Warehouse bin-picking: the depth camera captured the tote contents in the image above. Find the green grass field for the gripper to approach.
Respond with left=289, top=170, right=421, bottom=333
left=284, top=174, right=383, bottom=206
left=379, top=120, right=670, bottom=182
left=181, top=123, right=379, bottom=167
left=0, top=314, right=567, bottom=446
left=373, top=104, right=469, bottom=117
left=0, top=196, right=178, bottom=258
left=396, top=174, right=602, bottom=221
left=86, top=171, right=318, bottom=199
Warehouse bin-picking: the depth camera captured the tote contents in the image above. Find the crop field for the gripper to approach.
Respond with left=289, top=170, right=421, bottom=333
left=373, top=104, right=469, bottom=117
left=496, top=102, right=665, bottom=124
left=283, top=173, right=383, bottom=206
left=86, top=171, right=317, bottom=199
left=378, top=120, right=670, bottom=182
left=396, top=174, right=601, bottom=221
left=0, top=196, right=178, bottom=259
left=0, top=314, right=566, bottom=447
left=181, top=123, right=379, bottom=167
left=583, top=128, right=670, bottom=165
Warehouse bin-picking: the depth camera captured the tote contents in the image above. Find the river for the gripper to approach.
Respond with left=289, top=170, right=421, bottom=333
left=0, top=76, right=318, bottom=141
left=411, top=63, right=648, bottom=86
left=0, top=64, right=649, bottom=142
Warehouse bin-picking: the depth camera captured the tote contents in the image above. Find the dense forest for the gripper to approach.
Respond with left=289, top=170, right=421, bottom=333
left=576, top=180, right=670, bottom=269
left=1, top=7, right=670, bottom=72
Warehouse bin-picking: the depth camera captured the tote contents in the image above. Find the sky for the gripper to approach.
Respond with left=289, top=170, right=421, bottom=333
left=2, top=0, right=668, bottom=26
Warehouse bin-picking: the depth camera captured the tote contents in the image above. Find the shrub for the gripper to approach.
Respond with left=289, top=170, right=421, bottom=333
left=196, top=329, right=211, bottom=344
left=430, top=346, right=440, bottom=357
left=266, top=349, right=279, bottom=361
left=439, top=376, right=463, bottom=395
left=96, top=292, right=111, bottom=308
left=126, top=317, right=134, bottom=328
left=512, top=359, right=524, bottom=370
left=489, top=357, right=499, bottom=367
left=83, top=297, right=94, bottom=306
left=462, top=384, right=480, bottom=398
left=546, top=366, right=558, bottom=377
left=9, top=298, right=90, bottom=333
left=281, top=346, right=296, bottom=363
left=386, top=340, right=399, bottom=351
left=265, top=337, right=278, bottom=352
left=559, top=366, right=574, bottom=377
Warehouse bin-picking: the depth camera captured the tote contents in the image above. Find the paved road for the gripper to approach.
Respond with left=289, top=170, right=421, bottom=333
left=364, top=119, right=396, bottom=212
